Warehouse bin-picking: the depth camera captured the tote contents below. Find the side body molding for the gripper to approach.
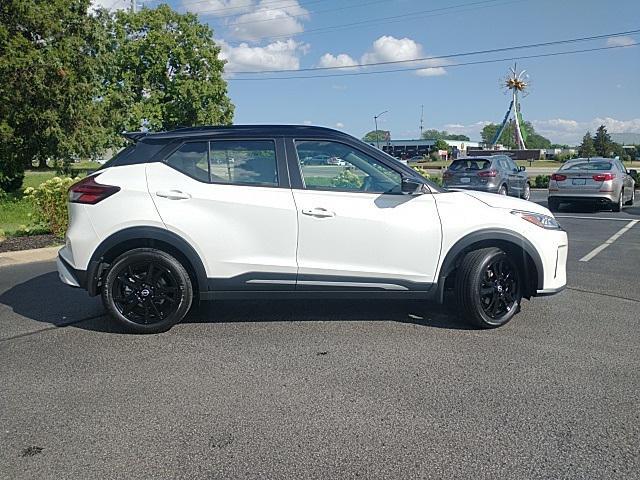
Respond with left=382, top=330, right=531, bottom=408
left=431, top=228, right=545, bottom=303
left=86, top=226, right=208, bottom=297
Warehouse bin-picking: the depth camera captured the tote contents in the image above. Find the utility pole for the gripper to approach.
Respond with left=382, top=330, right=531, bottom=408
left=373, top=110, right=388, bottom=149
left=419, top=104, right=424, bottom=139
left=131, top=0, right=136, bottom=13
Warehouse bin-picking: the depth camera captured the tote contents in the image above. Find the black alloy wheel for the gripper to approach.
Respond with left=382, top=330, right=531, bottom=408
left=478, top=257, right=520, bottom=322
left=102, top=248, right=193, bottom=333
left=455, top=247, right=523, bottom=328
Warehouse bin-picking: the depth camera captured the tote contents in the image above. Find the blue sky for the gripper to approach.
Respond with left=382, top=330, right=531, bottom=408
left=96, top=0, right=639, bottom=144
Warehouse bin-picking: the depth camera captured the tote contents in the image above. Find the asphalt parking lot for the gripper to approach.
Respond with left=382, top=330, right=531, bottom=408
left=1, top=191, right=639, bottom=479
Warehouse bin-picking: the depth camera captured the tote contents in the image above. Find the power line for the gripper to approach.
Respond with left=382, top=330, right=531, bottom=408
left=228, top=43, right=638, bottom=81
left=179, top=0, right=325, bottom=18
left=214, top=0, right=390, bottom=27
left=230, top=29, right=640, bottom=75
left=252, top=0, right=526, bottom=41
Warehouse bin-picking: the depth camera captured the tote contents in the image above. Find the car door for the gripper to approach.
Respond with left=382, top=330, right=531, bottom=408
left=146, top=138, right=299, bottom=291
left=502, top=157, right=522, bottom=196
left=287, top=138, right=442, bottom=291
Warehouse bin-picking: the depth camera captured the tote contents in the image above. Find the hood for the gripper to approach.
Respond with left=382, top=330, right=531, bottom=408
left=460, top=190, right=552, bottom=216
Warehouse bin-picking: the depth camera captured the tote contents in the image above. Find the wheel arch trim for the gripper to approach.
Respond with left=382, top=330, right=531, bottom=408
left=87, top=226, right=208, bottom=296
left=433, top=228, right=544, bottom=303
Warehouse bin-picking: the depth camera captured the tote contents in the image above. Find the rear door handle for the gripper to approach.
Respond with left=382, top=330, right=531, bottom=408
left=301, top=207, right=335, bottom=218
left=156, top=190, right=191, bottom=200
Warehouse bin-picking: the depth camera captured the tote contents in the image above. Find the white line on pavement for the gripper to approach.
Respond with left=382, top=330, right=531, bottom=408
left=557, top=215, right=639, bottom=222
left=579, top=220, right=639, bottom=262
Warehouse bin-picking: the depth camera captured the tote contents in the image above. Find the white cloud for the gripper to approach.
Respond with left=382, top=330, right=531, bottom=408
left=90, top=0, right=134, bottom=12
left=319, top=35, right=447, bottom=77
left=335, top=122, right=345, bottom=128
left=318, top=53, right=358, bottom=69
left=532, top=117, right=640, bottom=144
left=606, top=36, right=636, bottom=47
left=218, top=38, right=308, bottom=73
left=182, top=0, right=253, bottom=16
left=442, top=121, right=492, bottom=140
left=227, top=0, right=309, bottom=42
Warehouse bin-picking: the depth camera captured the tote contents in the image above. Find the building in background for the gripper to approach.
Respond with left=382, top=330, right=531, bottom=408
left=378, top=139, right=480, bottom=159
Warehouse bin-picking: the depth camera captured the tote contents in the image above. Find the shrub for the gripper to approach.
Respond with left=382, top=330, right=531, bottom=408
left=411, top=166, right=443, bottom=187
left=0, top=228, right=5, bottom=241
left=24, top=176, right=79, bottom=237
left=534, top=175, right=550, bottom=189
left=331, top=169, right=363, bottom=189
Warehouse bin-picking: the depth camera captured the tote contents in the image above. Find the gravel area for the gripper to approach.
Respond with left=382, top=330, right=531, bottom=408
left=0, top=234, right=61, bottom=253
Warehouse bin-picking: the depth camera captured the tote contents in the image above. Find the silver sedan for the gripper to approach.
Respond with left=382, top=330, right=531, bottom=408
left=548, top=158, right=636, bottom=212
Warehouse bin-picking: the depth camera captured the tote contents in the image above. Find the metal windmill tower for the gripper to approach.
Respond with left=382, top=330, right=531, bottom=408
left=491, top=63, right=530, bottom=149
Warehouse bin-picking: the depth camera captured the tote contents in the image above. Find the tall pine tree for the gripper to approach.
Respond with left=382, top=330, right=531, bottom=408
left=578, top=132, right=596, bottom=158
left=593, top=125, right=612, bottom=157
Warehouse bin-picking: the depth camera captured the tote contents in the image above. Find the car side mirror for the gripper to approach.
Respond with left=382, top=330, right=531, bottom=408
left=629, top=169, right=637, bottom=176
left=401, top=177, right=425, bottom=194
left=518, top=166, right=526, bottom=172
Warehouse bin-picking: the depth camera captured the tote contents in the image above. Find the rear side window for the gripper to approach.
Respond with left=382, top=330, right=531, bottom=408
left=163, top=140, right=278, bottom=186
left=165, top=142, right=209, bottom=182
left=210, top=140, right=278, bottom=186
left=449, top=159, right=491, bottom=171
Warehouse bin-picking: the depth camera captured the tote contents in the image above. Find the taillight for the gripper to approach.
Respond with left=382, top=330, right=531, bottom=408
left=592, top=173, right=615, bottom=182
left=68, top=175, right=120, bottom=204
left=478, top=170, right=497, bottom=177
left=551, top=174, right=567, bottom=181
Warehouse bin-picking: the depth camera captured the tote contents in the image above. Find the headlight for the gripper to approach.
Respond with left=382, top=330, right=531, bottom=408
left=511, top=210, right=562, bottom=230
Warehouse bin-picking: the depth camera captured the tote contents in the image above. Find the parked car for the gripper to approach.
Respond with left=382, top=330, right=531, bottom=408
left=442, top=155, right=531, bottom=200
left=548, top=158, right=636, bottom=211
left=58, top=125, right=567, bottom=333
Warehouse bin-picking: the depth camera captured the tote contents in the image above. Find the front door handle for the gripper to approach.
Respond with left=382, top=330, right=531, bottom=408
left=156, top=190, right=191, bottom=200
left=301, top=207, right=335, bottom=218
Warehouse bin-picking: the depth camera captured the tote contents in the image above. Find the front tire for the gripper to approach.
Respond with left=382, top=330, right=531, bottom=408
left=455, top=247, right=522, bottom=328
left=101, top=248, right=193, bottom=333
left=522, top=182, right=531, bottom=201
left=624, top=188, right=634, bottom=206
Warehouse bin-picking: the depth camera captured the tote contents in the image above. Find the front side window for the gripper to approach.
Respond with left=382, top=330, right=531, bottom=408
left=210, top=140, right=278, bottom=186
left=295, top=140, right=402, bottom=193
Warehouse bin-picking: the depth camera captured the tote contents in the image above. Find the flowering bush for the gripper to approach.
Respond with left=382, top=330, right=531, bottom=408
left=24, top=176, right=79, bottom=237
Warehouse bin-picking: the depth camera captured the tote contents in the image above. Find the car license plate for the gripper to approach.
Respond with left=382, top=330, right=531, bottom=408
left=460, top=177, right=471, bottom=183
left=572, top=178, right=586, bottom=185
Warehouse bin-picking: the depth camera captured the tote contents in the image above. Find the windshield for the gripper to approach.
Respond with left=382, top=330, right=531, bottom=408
left=560, top=161, right=612, bottom=171
left=449, top=159, right=492, bottom=171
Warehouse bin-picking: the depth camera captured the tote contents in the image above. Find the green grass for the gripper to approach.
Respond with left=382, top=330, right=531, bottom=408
left=0, top=196, right=34, bottom=234
left=22, top=171, right=57, bottom=189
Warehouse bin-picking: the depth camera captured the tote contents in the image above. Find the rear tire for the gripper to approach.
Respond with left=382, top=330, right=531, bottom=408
left=624, top=188, right=634, bottom=206
left=548, top=197, right=560, bottom=212
left=101, top=248, right=193, bottom=333
left=455, top=247, right=522, bottom=328
left=612, top=190, right=623, bottom=212
left=498, top=184, right=508, bottom=196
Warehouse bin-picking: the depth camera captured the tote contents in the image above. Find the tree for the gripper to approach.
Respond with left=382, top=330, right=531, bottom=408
left=481, top=121, right=551, bottom=149
left=421, top=129, right=469, bottom=141
left=97, top=5, right=234, bottom=145
left=578, top=132, right=596, bottom=158
left=362, top=130, right=390, bottom=143
left=433, top=139, right=449, bottom=152
left=593, top=124, right=613, bottom=157
left=0, top=0, right=106, bottom=191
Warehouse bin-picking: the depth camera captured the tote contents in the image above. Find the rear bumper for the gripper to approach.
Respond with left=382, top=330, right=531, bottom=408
left=548, top=192, right=617, bottom=203
left=57, top=252, right=87, bottom=289
left=444, top=184, right=499, bottom=193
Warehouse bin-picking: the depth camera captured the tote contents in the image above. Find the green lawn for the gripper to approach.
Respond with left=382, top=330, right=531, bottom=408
left=0, top=196, right=33, bottom=234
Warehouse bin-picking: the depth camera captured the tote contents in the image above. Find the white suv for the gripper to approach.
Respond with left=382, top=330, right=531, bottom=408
left=57, top=125, right=567, bottom=333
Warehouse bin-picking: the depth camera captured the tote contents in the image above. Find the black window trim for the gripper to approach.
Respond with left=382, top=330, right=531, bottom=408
left=288, top=137, right=408, bottom=195
left=160, top=137, right=290, bottom=189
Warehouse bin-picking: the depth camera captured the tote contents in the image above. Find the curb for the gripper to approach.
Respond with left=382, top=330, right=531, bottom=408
left=0, top=246, right=61, bottom=267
